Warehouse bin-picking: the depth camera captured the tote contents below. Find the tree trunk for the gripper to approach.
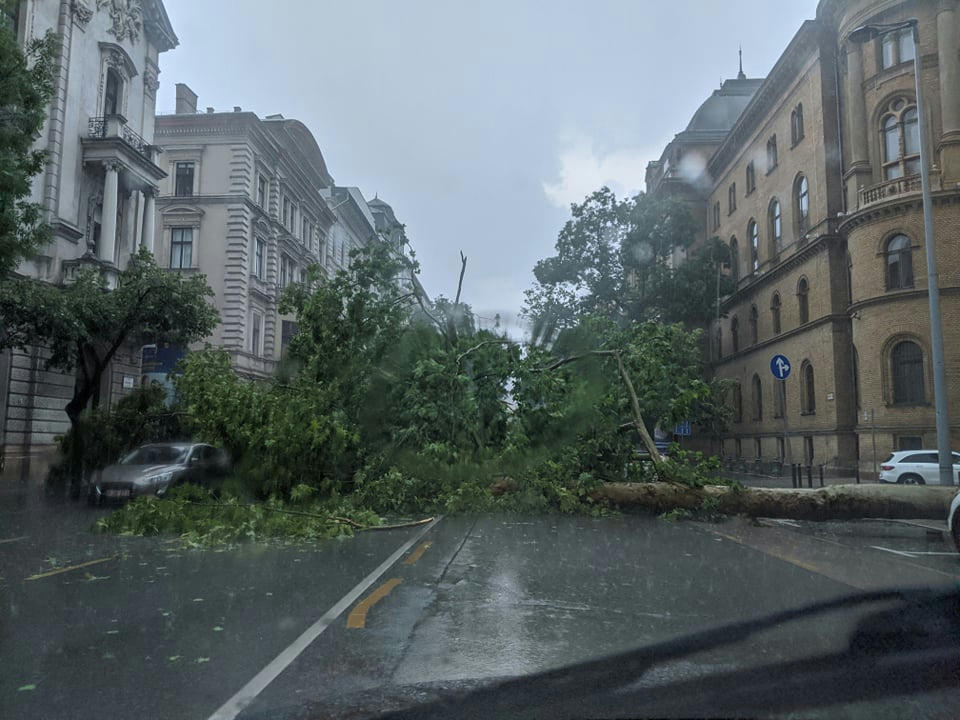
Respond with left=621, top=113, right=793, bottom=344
left=593, top=482, right=958, bottom=521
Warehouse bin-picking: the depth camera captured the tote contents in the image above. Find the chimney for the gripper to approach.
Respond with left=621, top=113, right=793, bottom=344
left=206, top=107, right=214, bottom=114
left=233, top=106, right=242, bottom=112
left=175, top=83, right=198, bottom=114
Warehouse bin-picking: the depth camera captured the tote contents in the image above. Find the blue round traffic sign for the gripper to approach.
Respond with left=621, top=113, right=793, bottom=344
left=770, top=354, right=791, bottom=380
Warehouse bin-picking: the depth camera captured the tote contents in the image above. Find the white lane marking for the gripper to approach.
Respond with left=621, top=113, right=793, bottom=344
left=0, top=535, right=28, bottom=545
left=207, top=516, right=442, bottom=720
left=893, top=551, right=959, bottom=556
left=870, top=545, right=918, bottom=557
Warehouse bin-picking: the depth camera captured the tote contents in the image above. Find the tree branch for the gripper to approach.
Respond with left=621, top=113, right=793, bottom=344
left=536, top=350, right=616, bottom=373
left=456, top=339, right=516, bottom=366
left=615, top=351, right=663, bottom=467
left=454, top=251, right=467, bottom=306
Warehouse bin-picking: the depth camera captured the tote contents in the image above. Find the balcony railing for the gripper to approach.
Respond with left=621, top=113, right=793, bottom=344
left=87, top=115, right=154, bottom=163
left=858, top=174, right=925, bottom=209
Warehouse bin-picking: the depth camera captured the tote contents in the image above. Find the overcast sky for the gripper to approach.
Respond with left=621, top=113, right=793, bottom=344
left=157, top=0, right=818, bottom=334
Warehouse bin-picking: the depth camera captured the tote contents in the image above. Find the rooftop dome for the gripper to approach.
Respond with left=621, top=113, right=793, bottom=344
left=685, top=78, right=764, bottom=133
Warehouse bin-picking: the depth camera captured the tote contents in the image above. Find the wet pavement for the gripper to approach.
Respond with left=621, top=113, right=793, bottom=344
left=2, top=488, right=960, bottom=719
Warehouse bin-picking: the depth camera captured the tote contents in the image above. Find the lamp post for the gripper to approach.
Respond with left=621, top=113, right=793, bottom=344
left=848, top=20, right=954, bottom=485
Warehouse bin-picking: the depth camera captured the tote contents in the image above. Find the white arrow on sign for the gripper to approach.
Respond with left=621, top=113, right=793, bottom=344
left=775, top=358, right=790, bottom=377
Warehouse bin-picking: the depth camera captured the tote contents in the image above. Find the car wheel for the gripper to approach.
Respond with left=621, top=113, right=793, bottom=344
left=953, top=511, right=960, bottom=553
left=897, top=473, right=922, bottom=485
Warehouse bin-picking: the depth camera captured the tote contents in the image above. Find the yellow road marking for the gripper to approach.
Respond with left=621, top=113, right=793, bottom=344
left=346, top=578, right=403, bottom=629
left=402, top=541, right=432, bottom=566
left=26, top=556, right=116, bottom=581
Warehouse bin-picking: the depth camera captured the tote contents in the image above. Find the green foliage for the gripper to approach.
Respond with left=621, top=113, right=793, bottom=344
left=95, top=485, right=382, bottom=547
left=47, top=384, right=185, bottom=486
left=632, top=445, right=725, bottom=487
left=0, top=8, right=58, bottom=275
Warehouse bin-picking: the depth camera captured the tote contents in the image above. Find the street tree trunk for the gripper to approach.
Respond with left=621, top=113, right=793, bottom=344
left=592, top=482, right=958, bottom=521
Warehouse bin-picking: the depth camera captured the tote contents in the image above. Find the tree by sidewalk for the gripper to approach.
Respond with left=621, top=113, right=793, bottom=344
left=0, top=4, right=58, bottom=275
left=0, top=247, right=219, bottom=487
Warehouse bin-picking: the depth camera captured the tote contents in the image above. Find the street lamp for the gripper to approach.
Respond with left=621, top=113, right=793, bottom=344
left=848, top=20, right=954, bottom=485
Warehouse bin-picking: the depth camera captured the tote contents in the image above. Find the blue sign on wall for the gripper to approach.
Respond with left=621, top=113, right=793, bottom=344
left=770, top=354, right=792, bottom=380
left=674, top=420, right=692, bottom=437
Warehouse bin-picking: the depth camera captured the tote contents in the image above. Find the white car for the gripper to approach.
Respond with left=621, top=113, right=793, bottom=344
left=948, top=491, right=960, bottom=553
left=877, top=450, right=960, bottom=485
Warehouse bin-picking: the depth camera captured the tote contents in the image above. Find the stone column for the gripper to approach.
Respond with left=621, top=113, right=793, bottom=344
left=99, top=162, right=120, bottom=263
left=122, top=191, right=137, bottom=253
left=141, top=188, right=156, bottom=254
left=937, top=0, right=960, bottom=182
left=843, top=43, right=872, bottom=211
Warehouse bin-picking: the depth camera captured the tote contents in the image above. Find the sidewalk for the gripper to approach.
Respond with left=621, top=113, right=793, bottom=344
left=720, top=471, right=872, bottom=489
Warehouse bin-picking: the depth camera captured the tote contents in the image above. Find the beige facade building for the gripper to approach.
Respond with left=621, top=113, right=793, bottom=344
left=1, top=0, right=176, bottom=480
left=648, top=0, right=960, bottom=476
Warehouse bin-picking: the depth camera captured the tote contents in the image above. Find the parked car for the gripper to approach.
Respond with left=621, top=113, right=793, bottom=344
left=948, top=491, right=960, bottom=553
left=88, top=442, right=230, bottom=504
left=877, top=450, right=960, bottom=485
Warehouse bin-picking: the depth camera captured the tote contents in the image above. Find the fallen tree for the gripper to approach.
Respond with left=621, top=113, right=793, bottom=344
left=593, top=482, right=958, bottom=521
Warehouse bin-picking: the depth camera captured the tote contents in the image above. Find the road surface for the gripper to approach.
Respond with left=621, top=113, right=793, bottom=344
left=2, top=488, right=959, bottom=719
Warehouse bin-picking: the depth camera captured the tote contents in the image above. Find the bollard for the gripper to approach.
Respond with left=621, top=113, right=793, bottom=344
left=819, top=464, right=824, bottom=488
left=807, top=464, right=813, bottom=488
left=855, top=465, right=860, bottom=484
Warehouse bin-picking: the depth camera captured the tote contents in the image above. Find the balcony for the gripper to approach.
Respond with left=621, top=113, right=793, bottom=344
left=82, top=113, right=166, bottom=184
left=857, top=173, right=940, bottom=210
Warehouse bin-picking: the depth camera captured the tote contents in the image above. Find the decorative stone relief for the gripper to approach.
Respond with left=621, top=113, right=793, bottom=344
left=96, top=0, right=143, bottom=44
left=72, top=1, right=94, bottom=29
left=143, top=65, right=160, bottom=98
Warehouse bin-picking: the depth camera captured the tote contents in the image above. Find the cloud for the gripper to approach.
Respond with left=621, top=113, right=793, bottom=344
left=542, top=133, right=655, bottom=209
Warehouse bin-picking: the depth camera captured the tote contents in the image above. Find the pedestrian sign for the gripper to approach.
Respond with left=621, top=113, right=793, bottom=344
left=770, top=354, right=791, bottom=380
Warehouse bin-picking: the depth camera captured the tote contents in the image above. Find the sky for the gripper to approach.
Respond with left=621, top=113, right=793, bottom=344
left=157, top=0, right=818, bottom=336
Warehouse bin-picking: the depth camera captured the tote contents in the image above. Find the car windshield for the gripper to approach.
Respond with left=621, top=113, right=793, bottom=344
left=120, top=446, right=189, bottom=465
left=5, top=1, right=960, bottom=719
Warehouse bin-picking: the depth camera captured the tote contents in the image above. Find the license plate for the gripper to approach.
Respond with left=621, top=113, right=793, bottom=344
left=105, top=488, right=130, bottom=498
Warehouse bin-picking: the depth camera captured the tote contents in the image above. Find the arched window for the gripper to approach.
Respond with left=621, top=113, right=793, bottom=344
left=732, top=382, right=742, bottom=423
left=771, top=292, right=782, bottom=335
left=746, top=161, right=756, bottom=194
left=797, top=277, right=809, bottom=325
left=749, top=304, right=758, bottom=345
left=791, top=104, right=805, bottom=145
left=748, top=220, right=759, bottom=271
left=800, top=361, right=816, bottom=414
left=795, top=175, right=809, bottom=235
left=752, top=374, right=763, bottom=421
left=768, top=199, right=782, bottom=254
left=729, top=237, right=739, bottom=282
left=892, top=340, right=925, bottom=404
left=104, top=68, right=122, bottom=116
left=731, top=316, right=739, bottom=353
left=885, top=234, right=914, bottom=289
left=880, top=97, right=920, bottom=179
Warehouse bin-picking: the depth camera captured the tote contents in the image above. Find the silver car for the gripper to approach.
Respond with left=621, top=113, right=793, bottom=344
left=88, top=442, right=229, bottom=504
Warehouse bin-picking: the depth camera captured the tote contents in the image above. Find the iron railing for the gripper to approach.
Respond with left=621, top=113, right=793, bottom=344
left=87, top=116, right=152, bottom=161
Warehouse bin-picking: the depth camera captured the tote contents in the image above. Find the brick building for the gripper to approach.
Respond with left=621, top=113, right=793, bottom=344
left=647, top=0, right=960, bottom=476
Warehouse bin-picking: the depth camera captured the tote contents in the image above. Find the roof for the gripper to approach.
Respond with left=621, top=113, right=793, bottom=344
left=685, top=78, right=764, bottom=133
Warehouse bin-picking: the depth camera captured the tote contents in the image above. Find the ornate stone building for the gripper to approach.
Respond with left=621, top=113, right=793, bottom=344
left=1, top=0, right=177, bottom=480
left=648, top=0, right=960, bottom=476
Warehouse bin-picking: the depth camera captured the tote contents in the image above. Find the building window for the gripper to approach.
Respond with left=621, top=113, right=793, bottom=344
left=728, top=183, right=736, bottom=214
left=749, top=304, right=758, bottom=345
left=731, top=316, right=739, bottom=353
left=897, top=435, right=923, bottom=451
left=800, top=360, right=816, bottom=414
left=752, top=374, right=763, bottom=421
left=280, top=253, right=292, bottom=288
left=795, top=175, right=809, bottom=235
left=299, top=267, right=307, bottom=284
left=174, top=162, right=195, bottom=197
left=713, top=201, right=721, bottom=230
left=804, top=436, right=814, bottom=464
left=771, top=292, right=781, bottom=335
left=728, top=237, right=739, bottom=283
left=735, top=438, right=742, bottom=457
left=250, top=313, right=262, bottom=356
left=892, top=340, right=925, bottom=404
left=885, top=234, right=914, bottom=289
left=880, top=97, right=920, bottom=180
left=732, top=382, right=742, bottom=423
left=791, top=104, right=805, bottom=146
left=281, top=320, right=297, bottom=351
left=776, top=437, right=785, bottom=460
left=104, top=68, right=122, bottom=116
left=797, top=277, right=809, bottom=324
left=302, top=217, right=310, bottom=247
left=282, top=197, right=291, bottom=230
left=4, top=1, right=20, bottom=41
left=253, top=237, right=265, bottom=280
left=768, top=199, right=782, bottom=254
left=169, top=227, right=193, bottom=269
left=880, top=27, right=915, bottom=70
left=748, top=220, right=759, bottom=271
left=257, top=175, right=267, bottom=208
left=754, top=438, right=762, bottom=458
left=745, top=161, right=756, bottom=194
left=766, top=135, right=778, bottom=172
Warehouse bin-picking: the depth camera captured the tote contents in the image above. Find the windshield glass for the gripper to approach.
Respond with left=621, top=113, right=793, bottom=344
left=120, top=446, right=189, bottom=465
left=4, top=1, right=960, bottom=719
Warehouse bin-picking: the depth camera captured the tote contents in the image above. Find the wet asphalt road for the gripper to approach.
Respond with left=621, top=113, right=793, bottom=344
left=2, top=489, right=960, bottom=719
